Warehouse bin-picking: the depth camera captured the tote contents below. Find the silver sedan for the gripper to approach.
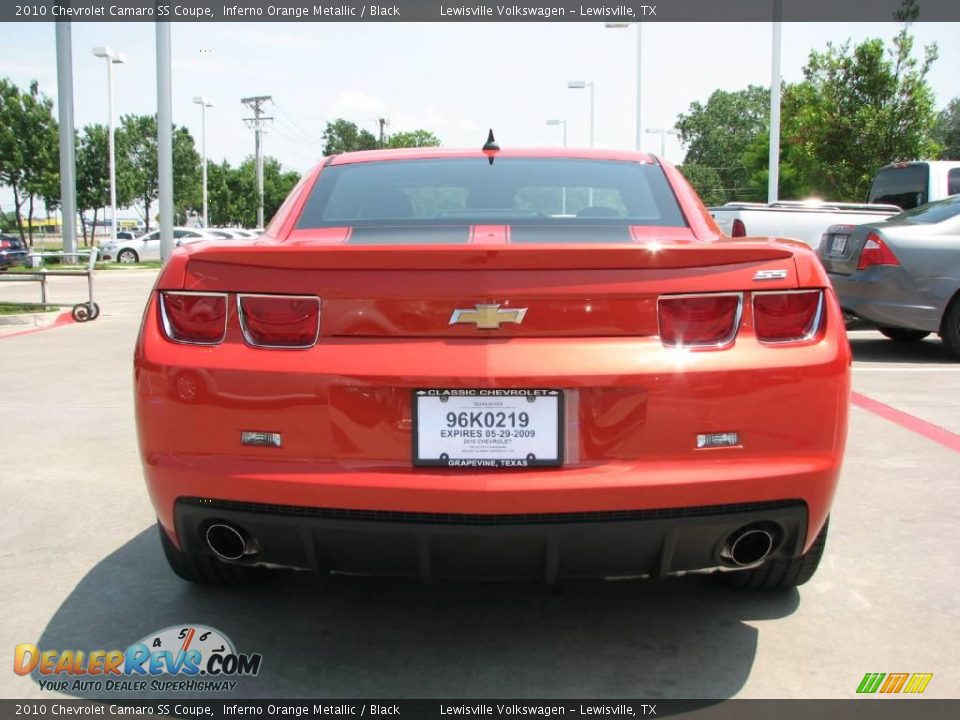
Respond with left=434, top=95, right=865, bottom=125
left=819, top=195, right=960, bottom=357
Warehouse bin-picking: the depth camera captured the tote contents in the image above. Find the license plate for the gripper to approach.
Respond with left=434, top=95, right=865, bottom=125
left=829, top=234, right=848, bottom=256
left=413, top=389, right=563, bottom=468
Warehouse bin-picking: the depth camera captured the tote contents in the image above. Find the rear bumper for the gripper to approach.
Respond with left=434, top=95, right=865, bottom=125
left=829, top=269, right=944, bottom=332
left=0, top=250, right=29, bottom=268
left=173, top=497, right=809, bottom=581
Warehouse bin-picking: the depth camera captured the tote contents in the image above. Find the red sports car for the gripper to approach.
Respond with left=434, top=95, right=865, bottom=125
left=135, top=146, right=850, bottom=590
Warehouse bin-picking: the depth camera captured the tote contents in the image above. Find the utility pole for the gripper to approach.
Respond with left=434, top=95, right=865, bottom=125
left=378, top=117, right=389, bottom=148
left=242, top=95, right=273, bottom=228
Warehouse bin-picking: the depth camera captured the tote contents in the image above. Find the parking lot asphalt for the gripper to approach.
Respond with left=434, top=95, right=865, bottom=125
left=1, top=270, right=958, bottom=700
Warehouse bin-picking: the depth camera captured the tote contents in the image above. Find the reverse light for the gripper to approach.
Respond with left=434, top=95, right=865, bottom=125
left=753, top=290, right=823, bottom=343
left=658, top=293, right=742, bottom=348
left=858, top=232, right=900, bottom=271
left=238, top=294, right=321, bottom=348
left=159, top=292, right=227, bottom=345
left=697, top=432, right=740, bottom=449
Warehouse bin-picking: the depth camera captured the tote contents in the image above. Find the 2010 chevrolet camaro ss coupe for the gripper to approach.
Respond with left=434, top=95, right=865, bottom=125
left=135, top=147, right=850, bottom=590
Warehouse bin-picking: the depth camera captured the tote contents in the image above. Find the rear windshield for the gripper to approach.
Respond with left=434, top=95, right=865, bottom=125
left=867, top=164, right=929, bottom=209
left=296, top=158, right=687, bottom=235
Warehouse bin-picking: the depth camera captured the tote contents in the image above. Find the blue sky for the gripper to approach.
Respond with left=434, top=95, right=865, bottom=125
left=1, top=20, right=957, bottom=211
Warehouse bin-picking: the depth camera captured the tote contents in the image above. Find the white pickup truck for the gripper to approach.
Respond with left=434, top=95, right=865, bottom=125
left=709, top=160, right=960, bottom=251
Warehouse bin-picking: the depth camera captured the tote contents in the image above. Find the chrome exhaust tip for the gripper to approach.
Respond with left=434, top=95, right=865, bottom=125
left=721, top=526, right=775, bottom=567
left=205, top=523, right=257, bottom=561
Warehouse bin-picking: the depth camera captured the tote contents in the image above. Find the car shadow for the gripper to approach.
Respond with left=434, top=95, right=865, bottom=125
left=849, top=334, right=956, bottom=364
left=33, top=527, right=800, bottom=703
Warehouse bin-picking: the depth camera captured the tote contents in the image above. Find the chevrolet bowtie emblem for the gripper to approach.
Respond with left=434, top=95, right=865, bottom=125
left=449, top=304, right=527, bottom=329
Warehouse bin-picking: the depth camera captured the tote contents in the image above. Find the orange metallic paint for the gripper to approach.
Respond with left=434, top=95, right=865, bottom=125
left=135, top=149, right=850, bottom=556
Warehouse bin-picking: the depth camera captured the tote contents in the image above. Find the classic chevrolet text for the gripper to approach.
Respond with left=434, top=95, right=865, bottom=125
left=135, top=146, right=850, bottom=590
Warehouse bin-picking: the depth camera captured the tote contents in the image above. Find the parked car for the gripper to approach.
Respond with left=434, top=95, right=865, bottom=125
left=100, top=227, right=223, bottom=263
left=0, top=233, right=30, bottom=270
left=136, top=146, right=849, bottom=590
left=710, top=160, right=960, bottom=251
left=819, top=194, right=960, bottom=355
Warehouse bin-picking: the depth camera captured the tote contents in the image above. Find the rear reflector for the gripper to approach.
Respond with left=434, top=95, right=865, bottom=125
left=857, top=232, right=900, bottom=271
left=753, top=290, right=823, bottom=343
left=658, top=294, right=742, bottom=348
left=238, top=294, right=321, bottom=348
left=160, top=292, right=227, bottom=345
left=731, top=219, right=747, bottom=237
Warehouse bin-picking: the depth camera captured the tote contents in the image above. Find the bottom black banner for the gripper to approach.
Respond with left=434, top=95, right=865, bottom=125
left=0, top=700, right=958, bottom=720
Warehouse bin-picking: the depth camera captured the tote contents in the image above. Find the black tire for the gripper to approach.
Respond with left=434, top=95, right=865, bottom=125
left=117, top=248, right=139, bottom=264
left=878, top=326, right=930, bottom=343
left=941, top=299, right=960, bottom=358
left=71, top=304, right=90, bottom=322
left=157, top=523, right=271, bottom=585
left=716, top=517, right=829, bottom=591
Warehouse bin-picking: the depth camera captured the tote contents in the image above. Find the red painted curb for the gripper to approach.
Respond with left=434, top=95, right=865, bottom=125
left=852, top=391, right=960, bottom=454
left=0, top=310, right=75, bottom=339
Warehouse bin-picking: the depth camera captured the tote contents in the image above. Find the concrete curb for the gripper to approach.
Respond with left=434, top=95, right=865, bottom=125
left=0, top=310, right=75, bottom=338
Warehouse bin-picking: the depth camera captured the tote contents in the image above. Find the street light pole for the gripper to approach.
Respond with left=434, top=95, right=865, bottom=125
left=768, top=0, right=783, bottom=203
left=546, top=119, right=568, bottom=214
left=645, top=127, right=682, bottom=159
left=605, top=22, right=642, bottom=151
left=567, top=81, right=595, bottom=148
left=193, top=96, right=214, bottom=228
left=92, top=46, right=126, bottom=244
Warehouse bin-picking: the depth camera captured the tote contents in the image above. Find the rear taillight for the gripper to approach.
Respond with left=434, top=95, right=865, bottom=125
left=753, top=290, right=823, bottom=343
left=857, top=232, right=900, bottom=271
left=731, top=219, right=747, bottom=237
left=0, top=239, right=11, bottom=249
left=238, top=294, right=321, bottom=348
left=658, top=293, right=742, bottom=348
left=159, top=292, right=228, bottom=345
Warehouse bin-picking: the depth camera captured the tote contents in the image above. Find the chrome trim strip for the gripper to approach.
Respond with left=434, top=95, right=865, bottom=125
left=236, top=293, right=322, bottom=350
left=158, top=291, right=228, bottom=346
left=656, top=292, right=744, bottom=349
left=752, top=289, right=825, bottom=345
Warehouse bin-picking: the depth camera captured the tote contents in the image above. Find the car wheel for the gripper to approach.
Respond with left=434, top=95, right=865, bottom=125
left=941, top=299, right=960, bottom=359
left=715, top=517, right=829, bottom=591
left=878, top=327, right=930, bottom=343
left=117, top=249, right=139, bottom=264
left=157, top=523, right=271, bottom=585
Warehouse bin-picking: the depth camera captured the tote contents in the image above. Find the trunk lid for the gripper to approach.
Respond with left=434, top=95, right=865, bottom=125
left=171, top=235, right=800, bottom=339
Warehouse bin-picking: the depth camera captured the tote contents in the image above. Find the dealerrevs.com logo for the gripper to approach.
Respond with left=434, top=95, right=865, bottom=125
left=15, top=625, right=262, bottom=693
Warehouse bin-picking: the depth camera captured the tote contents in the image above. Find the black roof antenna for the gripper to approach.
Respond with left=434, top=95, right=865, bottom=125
left=482, top=129, right=500, bottom=165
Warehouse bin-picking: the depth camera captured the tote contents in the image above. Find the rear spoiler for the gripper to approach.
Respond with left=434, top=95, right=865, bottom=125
left=177, top=241, right=795, bottom=272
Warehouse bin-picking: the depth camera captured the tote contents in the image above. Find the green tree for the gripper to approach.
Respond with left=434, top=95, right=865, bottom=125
left=677, top=164, right=727, bottom=206
left=932, top=98, right=960, bottom=160
left=386, top=130, right=441, bottom=149
left=754, top=28, right=940, bottom=201
left=75, top=124, right=110, bottom=247
left=207, top=157, right=300, bottom=228
left=321, top=119, right=379, bottom=155
left=675, top=85, right=770, bottom=202
left=0, top=78, right=60, bottom=246
left=118, top=114, right=201, bottom=231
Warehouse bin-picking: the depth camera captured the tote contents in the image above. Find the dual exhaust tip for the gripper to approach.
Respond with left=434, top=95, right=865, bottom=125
left=720, top=524, right=778, bottom=567
left=205, top=523, right=258, bottom=562
left=205, top=520, right=779, bottom=569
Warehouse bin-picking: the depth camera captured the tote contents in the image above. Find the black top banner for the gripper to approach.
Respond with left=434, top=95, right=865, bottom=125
left=5, top=0, right=960, bottom=23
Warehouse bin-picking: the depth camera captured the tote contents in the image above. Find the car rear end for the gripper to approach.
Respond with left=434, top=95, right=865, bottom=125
left=0, top=234, right=30, bottom=269
left=136, top=150, right=850, bottom=584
